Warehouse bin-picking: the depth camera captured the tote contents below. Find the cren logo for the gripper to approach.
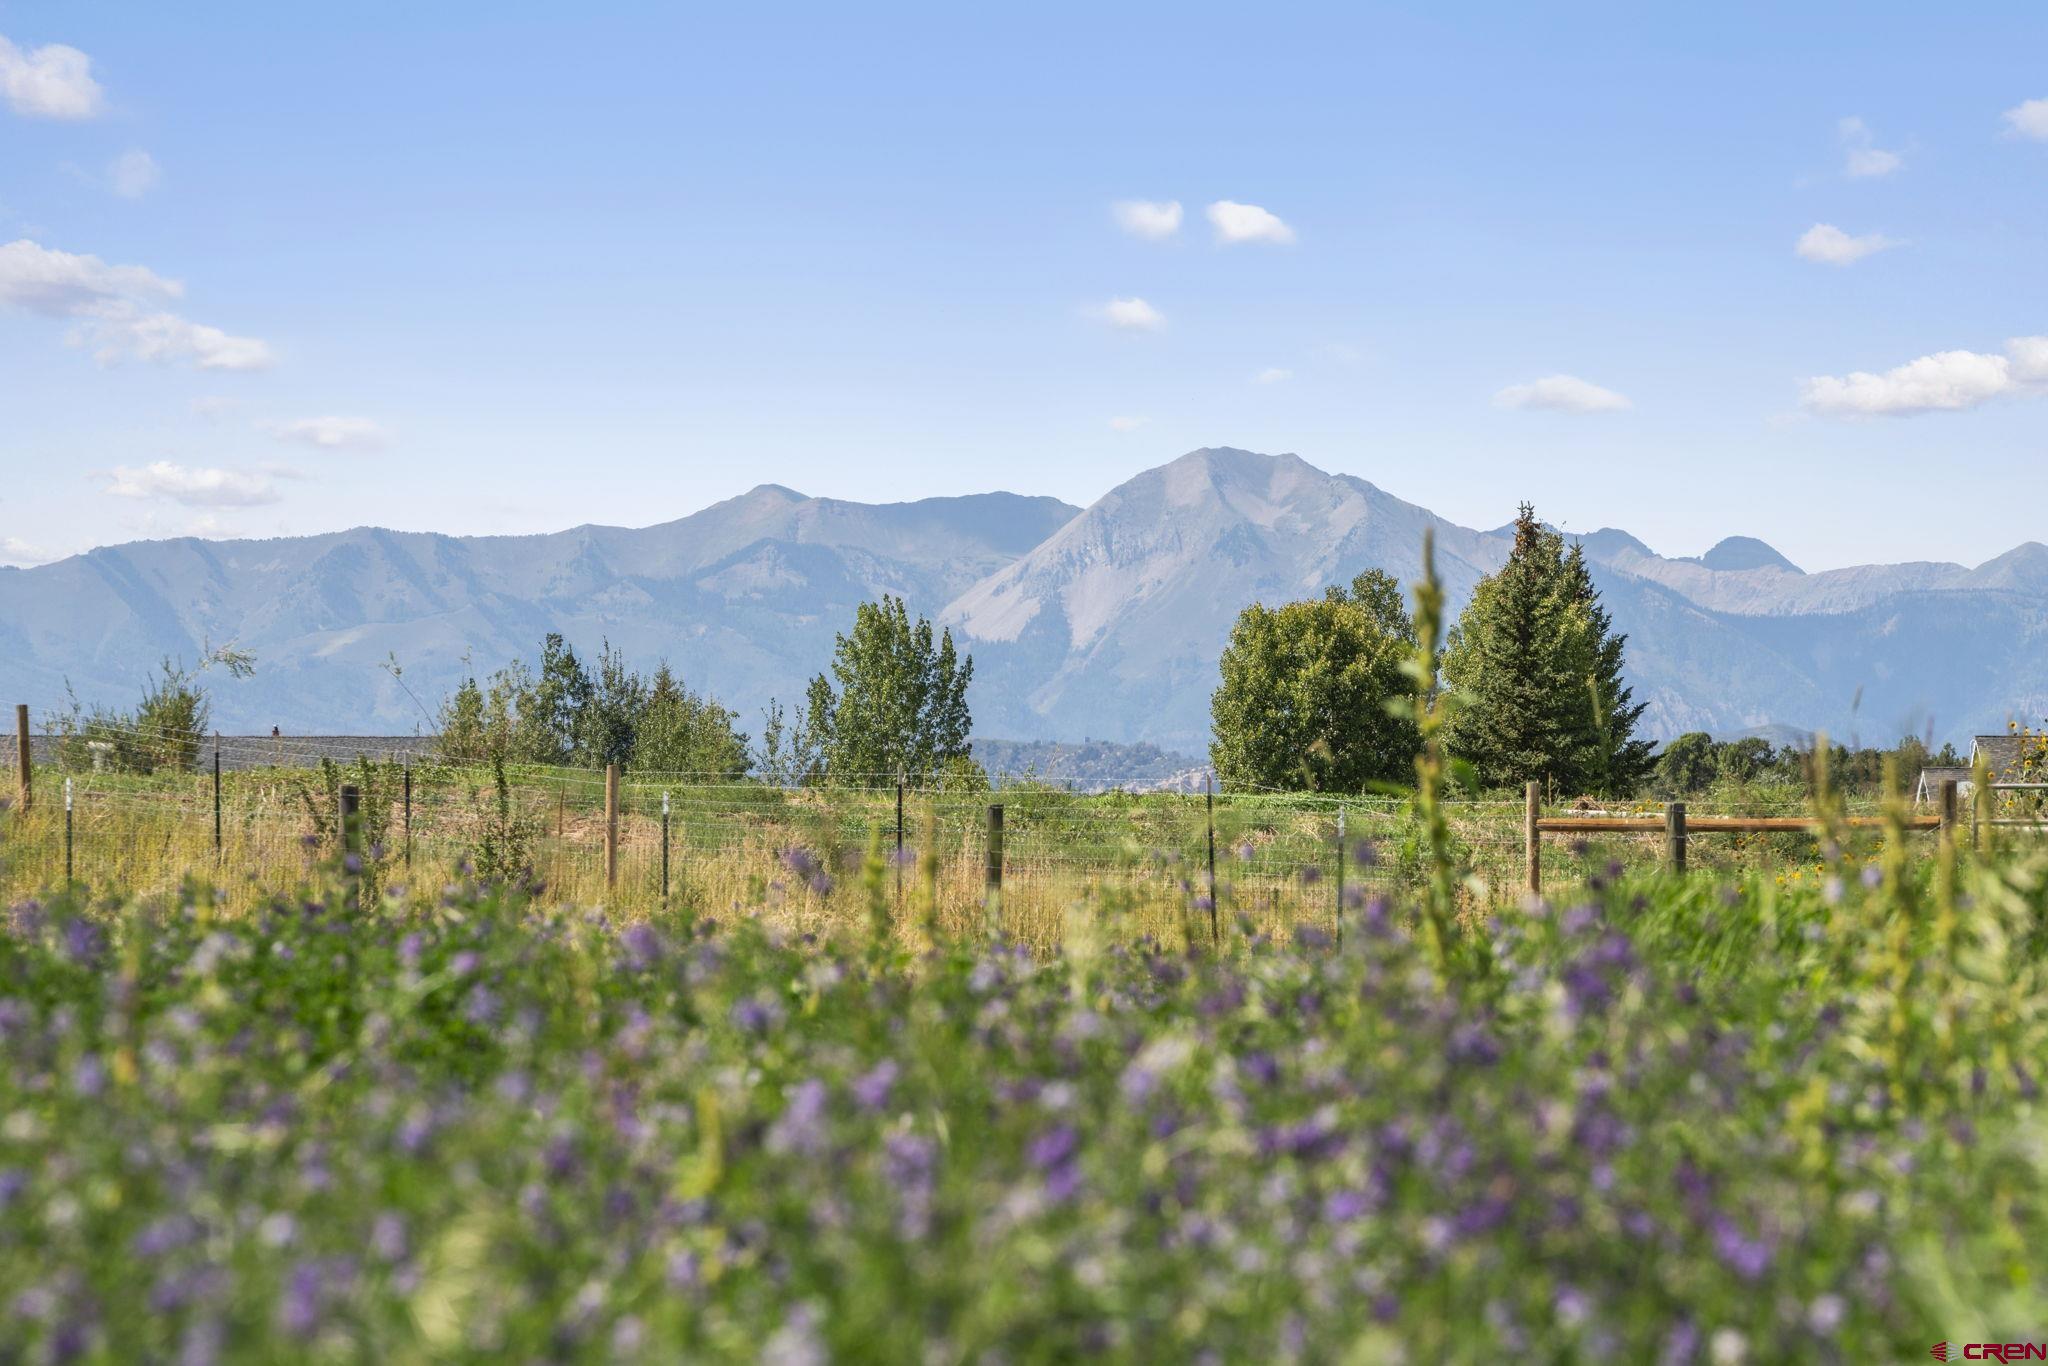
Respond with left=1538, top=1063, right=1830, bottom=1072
left=1945, top=1346, right=2048, bottom=1361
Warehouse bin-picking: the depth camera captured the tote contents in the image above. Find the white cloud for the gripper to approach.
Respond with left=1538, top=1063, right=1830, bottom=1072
left=263, top=415, right=389, bottom=451
left=2009, top=336, right=2048, bottom=384
left=1838, top=116, right=1903, bottom=178
left=103, top=461, right=284, bottom=508
left=109, top=313, right=274, bottom=370
left=1099, top=296, right=1164, bottom=330
left=1800, top=335, right=2048, bottom=416
left=107, top=149, right=161, bottom=199
left=2005, top=98, right=2048, bottom=141
left=0, top=535, right=61, bottom=566
left=190, top=395, right=241, bottom=422
left=1492, top=375, right=1632, bottom=414
left=1108, top=415, right=1148, bottom=432
left=0, top=33, right=103, bottom=119
left=0, top=238, right=178, bottom=314
left=0, top=238, right=272, bottom=371
left=1206, top=200, right=1294, bottom=245
left=1796, top=223, right=1898, bottom=265
left=1112, top=199, right=1182, bottom=240
left=1253, top=367, right=1292, bottom=384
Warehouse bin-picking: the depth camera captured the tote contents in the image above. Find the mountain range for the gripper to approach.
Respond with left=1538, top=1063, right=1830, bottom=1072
left=4, top=447, right=2043, bottom=754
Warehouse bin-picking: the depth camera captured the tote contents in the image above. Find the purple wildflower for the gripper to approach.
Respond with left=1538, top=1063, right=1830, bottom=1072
left=620, top=923, right=663, bottom=972
left=730, top=993, right=785, bottom=1035
left=883, top=1131, right=937, bottom=1239
left=767, top=1079, right=831, bottom=1157
left=851, top=1059, right=900, bottom=1112
left=369, top=1212, right=408, bottom=1263
left=1709, top=1213, right=1772, bottom=1281
left=61, top=919, right=102, bottom=966
left=1028, top=1124, right=1080, bottom=1171
left=71, top=1054, right=106, bottom=1100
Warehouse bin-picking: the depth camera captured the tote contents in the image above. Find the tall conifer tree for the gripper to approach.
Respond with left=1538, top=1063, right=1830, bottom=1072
left=1442, top=505, right=1648, bottom=794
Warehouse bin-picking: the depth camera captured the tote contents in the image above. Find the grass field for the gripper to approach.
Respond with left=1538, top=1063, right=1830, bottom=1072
left=0, top=758, right=1945, bottom=952
left=0, top=828, right=2042, bottom=1357
left=4, top=764, right=2044, bottom=1358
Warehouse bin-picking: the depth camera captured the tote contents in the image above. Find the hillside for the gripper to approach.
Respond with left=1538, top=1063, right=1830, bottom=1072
left=2, top=447, right=2042, bottom=751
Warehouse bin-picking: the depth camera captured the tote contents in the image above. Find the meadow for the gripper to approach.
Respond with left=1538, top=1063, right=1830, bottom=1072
left=0, top=753, right=1931, bottom=951
left=1, top=477, right=2010, bottom=1362
left=3, top=756, right=2044, bottom=1359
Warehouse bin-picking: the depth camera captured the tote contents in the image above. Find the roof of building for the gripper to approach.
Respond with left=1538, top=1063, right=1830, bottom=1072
left=1969, top=734, right=2046, bottom=782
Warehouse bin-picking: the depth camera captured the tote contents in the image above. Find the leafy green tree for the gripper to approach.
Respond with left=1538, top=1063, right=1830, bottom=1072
left=437, top=672, right=491, bottom=762
left=573, top=641, right=648, bottom=769
left=436, top=657, right=549, bottom=764
left=1208, top=569, right=1421, bottom=792
left=437, top=639, right=746, bottom=774
left=1656, top=731, right=1720, bottom=794
left=132, top=658, right=212, bottom=772
left=805, top=596, right=974, bottom=784
left=635, top=664, right=750, bottom=777
left=1442, top=505, right=1649, bottom=795
left=530, top=633, right=592, bottom=764
left=1717, top=736, right=1776, bottom=785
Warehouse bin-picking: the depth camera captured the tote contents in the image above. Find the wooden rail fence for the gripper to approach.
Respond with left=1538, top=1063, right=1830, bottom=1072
left=1522, top=779, right=1959, bottom=896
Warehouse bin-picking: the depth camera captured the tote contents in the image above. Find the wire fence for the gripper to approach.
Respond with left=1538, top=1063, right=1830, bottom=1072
left=3, top=757, right=1975, bottom=946
left=3, top=705, right=2002, bottom=948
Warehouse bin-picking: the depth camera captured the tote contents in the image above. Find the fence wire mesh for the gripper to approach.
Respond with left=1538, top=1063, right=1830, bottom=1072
left=1, top=707, right=1987, bottom=949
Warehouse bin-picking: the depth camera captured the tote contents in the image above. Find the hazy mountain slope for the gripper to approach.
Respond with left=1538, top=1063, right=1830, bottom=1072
left=940, top=449, right=1508, bottom=748
left=941, top=450, right=1839, bottom=751
left=2, top=446, right=2041, bottom=752
left=0, top=489, right=1079, bottom=734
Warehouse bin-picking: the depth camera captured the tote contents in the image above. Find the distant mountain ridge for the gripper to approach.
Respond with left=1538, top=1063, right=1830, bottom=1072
left=4, top=447, right=2043, bottom=753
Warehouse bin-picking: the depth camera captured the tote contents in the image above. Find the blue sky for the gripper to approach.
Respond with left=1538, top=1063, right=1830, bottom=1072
left=2, top=1, right=2045, bottom=571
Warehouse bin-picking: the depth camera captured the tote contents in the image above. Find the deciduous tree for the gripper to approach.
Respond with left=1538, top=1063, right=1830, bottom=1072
left=1208, top=570, right=1420, bottom=792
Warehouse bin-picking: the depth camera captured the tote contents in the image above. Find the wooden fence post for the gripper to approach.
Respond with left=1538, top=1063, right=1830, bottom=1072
left=15, top=703, right=29, bottom=812
left=213, top=748, right=222, bottom=857
left=661, top=790, right=671, bottom=906
left=895, top=777, right=905, bottom=907
left=604, top=763, right=620, bottom=889
left=985, top=803, right=1004, bottom=896
left=339, top=784, right=361, bottom=853
left=1665, top=801, right=1687, bottom=874
left=985, top=803, right=1004, bottom=932
left=1334, top=805, right=1346, bottom=945
left=1524, top=780, right=1541, bottom=898
left=1939, top=778, right=1958, bottom=841
left=1205, top=776, right=1219, bottom=947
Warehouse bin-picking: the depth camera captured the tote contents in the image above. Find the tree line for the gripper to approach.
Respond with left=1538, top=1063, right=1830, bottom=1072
left=1207, top=504, right=1965, bottom=800
left=435, top=596, right=982, bottom=787
left=1210, top=505, right=1652, bottom=796
left=1649, top=731, right=1964, bottom=799
left=37, top=513, right=1981, bottom=803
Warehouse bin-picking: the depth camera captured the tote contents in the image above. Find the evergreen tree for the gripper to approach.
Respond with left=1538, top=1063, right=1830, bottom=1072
left=1560, top=541, right=1654, bottom=792
left=805, top=596, right=974, bottom=784
left=1442, top=505, right=1648, bottom=794
left=1208, top=569, right=1421, bottom=792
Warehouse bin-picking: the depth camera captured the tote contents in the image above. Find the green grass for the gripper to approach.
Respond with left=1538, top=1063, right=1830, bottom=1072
left=1, top=783, right=2045, bottom=1358
left=0, top=761, right=1946, bottom=953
